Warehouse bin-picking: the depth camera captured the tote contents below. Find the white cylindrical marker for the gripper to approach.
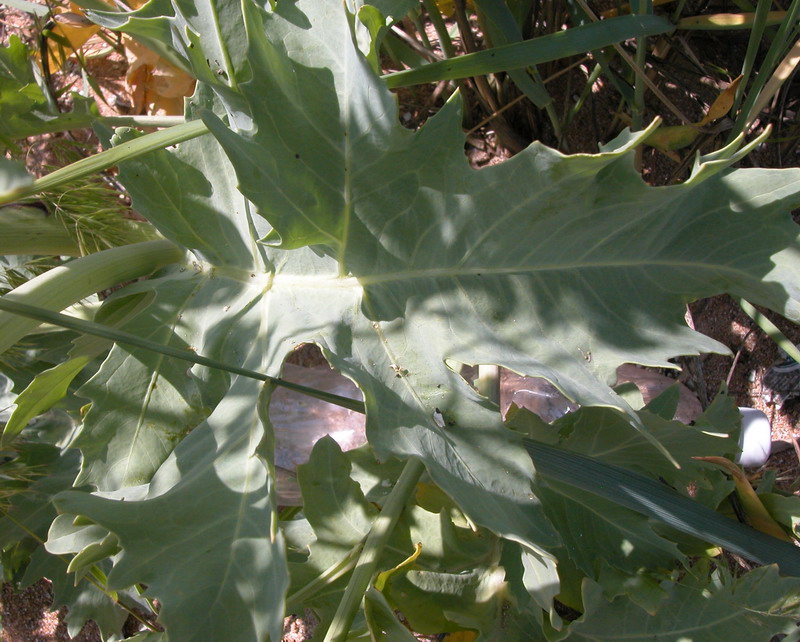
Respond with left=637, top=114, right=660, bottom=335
left=736, top=407, right=772, bottom=467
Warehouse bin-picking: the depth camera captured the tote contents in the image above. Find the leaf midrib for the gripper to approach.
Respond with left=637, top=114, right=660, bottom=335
left=352, top=261, right=764, bottom=286
left=267, top=261, right=765, bottom=295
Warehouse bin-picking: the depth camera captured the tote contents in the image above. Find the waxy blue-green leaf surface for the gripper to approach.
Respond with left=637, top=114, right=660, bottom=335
left=288, top=436, right=502, bottom=630
left=57, top=371, right=289, bottom=641
left=567, top=565, right=800, bottom=640
left=19, top=0, right=800, bottom=637
left=202, top=0, right=800, bottom=540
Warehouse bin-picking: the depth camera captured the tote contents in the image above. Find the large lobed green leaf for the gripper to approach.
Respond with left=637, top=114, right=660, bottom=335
left=56, top=373, right=289, bottom=641
left=568, top=565, right=800, bottom=640
left=201, top=0, right=800, bottom=542
left=22, top=0, right=800, bottom=637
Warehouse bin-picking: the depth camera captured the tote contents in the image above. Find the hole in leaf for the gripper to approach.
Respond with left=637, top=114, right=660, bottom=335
left=270, top=344, right=366, bottom=472
left=453, top=361, right=576, bottom=423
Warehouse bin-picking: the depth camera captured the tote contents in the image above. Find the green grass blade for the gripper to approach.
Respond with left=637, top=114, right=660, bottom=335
left=473, top=0, right=557, bottom=127
left=632, top=0, right=651, bottom=132
left=421, top=0, right=456, bottom=59
left=735, top=1, right=783, bottom=118
left=524, top=439, right=800, bottom=576
left=383, top=15, right=674, bottom=88
left=739, top=299, right=800, bottom=365
left=729, top=0, right=800, bottom=139
left=0, top=298, right=366, bottom=414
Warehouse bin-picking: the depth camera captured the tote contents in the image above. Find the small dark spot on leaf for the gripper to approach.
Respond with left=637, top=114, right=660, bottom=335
left=295, top=153, right=300, bottom=159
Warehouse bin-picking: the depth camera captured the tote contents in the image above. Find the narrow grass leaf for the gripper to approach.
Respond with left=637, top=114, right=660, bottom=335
left=383, top=15, right=674, bottom=87
left=524, top=439, right=800, bottom=576
left=677, top=11, right=786, bottom=29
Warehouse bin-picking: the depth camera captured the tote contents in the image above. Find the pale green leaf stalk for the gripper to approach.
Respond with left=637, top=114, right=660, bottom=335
left=0, top=120, right=209, bottom=206
left=325, top=457, right=426, bottom=641
left=7, top=114, right=186, bottom=141
left=0, top=239, right=184, bottom=354
left=0, top=206, right=82, bottom=256
left=477, top=364, right=500, bottom=404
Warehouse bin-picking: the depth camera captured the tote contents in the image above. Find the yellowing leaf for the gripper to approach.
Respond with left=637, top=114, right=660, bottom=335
left=124, top=36, right=196, bottom=115
left=643, top=125, right=700, bottom=151
left=443, top=632, right=479, bottom=642
left=44, top=12, right=100, bottom=70
left=435, top=0, right=474, bottom=17
left=600, top=0, right=674, bottom=19
left=696, top=76, right=742, bottom=127
left=374, top=542, right=422, bottom=592
left=694, top=456, right=793, bottom=542
left=677, top=11, right=786, bottom=30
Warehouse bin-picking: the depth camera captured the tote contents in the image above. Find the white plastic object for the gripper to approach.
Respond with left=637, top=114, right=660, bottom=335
left=736, top=407, right=772, bottom=467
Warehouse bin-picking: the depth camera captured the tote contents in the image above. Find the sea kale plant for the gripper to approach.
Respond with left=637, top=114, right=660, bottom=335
left=3, top=0, right=800, bottom=639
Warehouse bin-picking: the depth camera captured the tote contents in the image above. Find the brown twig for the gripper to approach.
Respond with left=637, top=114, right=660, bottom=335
left=726, top=329, right=755, bottom=390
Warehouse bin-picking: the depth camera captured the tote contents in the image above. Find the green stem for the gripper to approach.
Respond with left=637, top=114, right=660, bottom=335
left=739, top=299, right=800, bottom=365
left=8, top=115, right=187, bottom=144
left=411, top=9, right=433, bottom=50
left=285, top=541, right=364, bottom=612
left=632, top=0, right=650, bottom=132
left=422, top=0, right=456, bottom=58
left=0, top=298, right=367, bottom=414
left=0, top=240, right=184, bottom=354
left=324, top=457, right=425, bottom=642
left=0, top=119, right=208, bottom=206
